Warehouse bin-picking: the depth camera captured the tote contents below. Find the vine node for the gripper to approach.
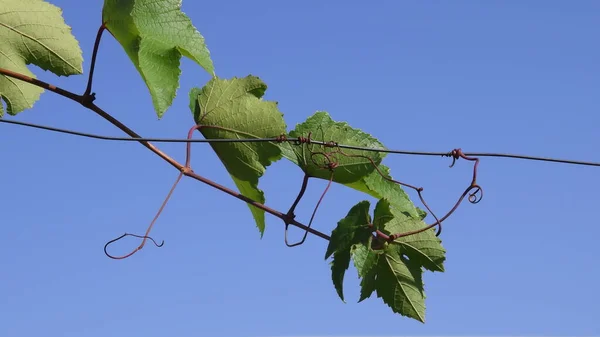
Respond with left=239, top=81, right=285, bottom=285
left=80, top=92, right=96, bottom=106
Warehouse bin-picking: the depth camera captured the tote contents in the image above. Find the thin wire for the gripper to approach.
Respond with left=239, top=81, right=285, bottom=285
left=0, top=118, right=276, bottom=143
left=2, top=118, right=600, bottom=167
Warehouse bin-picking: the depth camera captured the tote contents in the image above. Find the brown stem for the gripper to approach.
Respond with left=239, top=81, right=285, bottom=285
left=83, top=23, right=106, bottom=97
left=0, top=67, right=81, bottom=102
left=0, top=67, right=331, bottom=241
left=285, top=172, right=333, bottom=247
left=286, top=173, right=310, bottom=219
left=88, top=102, right=183, bottom=170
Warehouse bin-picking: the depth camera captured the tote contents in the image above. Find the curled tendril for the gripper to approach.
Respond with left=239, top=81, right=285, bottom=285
left=103, top=173, right=183, bottom=260
left=468, top=185, right=483, bottom=204
left=310, top=151, right=339, bottom=171
left=321, top=144, right=483, bottom=240
left=282, top=131, right=484, bottom=246
left=104, top=233, right=164, bottom=260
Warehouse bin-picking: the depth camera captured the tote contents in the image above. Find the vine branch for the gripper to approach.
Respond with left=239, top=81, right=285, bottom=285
left=2, top=18, right=598, bottom=256
left=0, top=66, right=331, bottom=243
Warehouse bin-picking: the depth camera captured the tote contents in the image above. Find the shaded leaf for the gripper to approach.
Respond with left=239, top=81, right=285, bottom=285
left=375, top=199, right=446, bottom=272
left=326, top=201, right=372, bottom=302
left=325, top=198, right=446, bottom=322
left=103, top=0, right=214, bottom=117
left=325, top=200, right=372, bottom=259
left=189, top=75, right=286, bottom=235
left=351, top=242, right=380, bottom=302
left=331, top=249, right=351, bottom=303
left=376, top=244, right=426, bottom=322
left=0, top=0, right=83, bottom=116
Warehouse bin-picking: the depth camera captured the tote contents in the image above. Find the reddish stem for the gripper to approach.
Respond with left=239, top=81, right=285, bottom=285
left=105, top=172, right=183, bottom=259
left=0, top=67, right=331, bottom=242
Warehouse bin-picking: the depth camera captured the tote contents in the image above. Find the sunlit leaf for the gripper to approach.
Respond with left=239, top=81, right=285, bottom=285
left=189, top=75, right=286, bottom=235
left=103, top=0, right=214, bottom=117
left=0, top=0, right=83, bottom=116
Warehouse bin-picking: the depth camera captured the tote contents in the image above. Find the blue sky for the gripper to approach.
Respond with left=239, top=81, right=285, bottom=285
left=1, top=0, right=600, bottom=336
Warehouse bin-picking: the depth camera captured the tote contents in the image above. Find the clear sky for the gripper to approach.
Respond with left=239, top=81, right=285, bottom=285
left=1, top=0, right=599, bottom=336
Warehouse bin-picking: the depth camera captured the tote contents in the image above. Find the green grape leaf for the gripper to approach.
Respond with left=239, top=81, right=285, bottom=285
left=327, top=198, right=445, bottom=321
left=0, top=0, right=83, bottom=116
left=282, top=112, right=425, bottom=219
left=325, top=201, right=372, bottom=259
left=103, top=0, right=214, bottom=117
left=365, top=199, right=445, bottom=322
left=189, top=75, right=286, bottom=235
left=375, top=199, right=446, bottom=273
left=284, top=111, right=385, bottom=183
left=376, top=243, right=426, bottom=322
left=351, top=242, right=380, bottom=302
left=330, top=249, right=351, bottom=303
left=345, top=164, right=422, bottom=218
left=325, top=201, right=372, bottom=302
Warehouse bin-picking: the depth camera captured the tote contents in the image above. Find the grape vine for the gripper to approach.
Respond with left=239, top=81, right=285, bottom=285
left=1, top=0, right=598, bottom=323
